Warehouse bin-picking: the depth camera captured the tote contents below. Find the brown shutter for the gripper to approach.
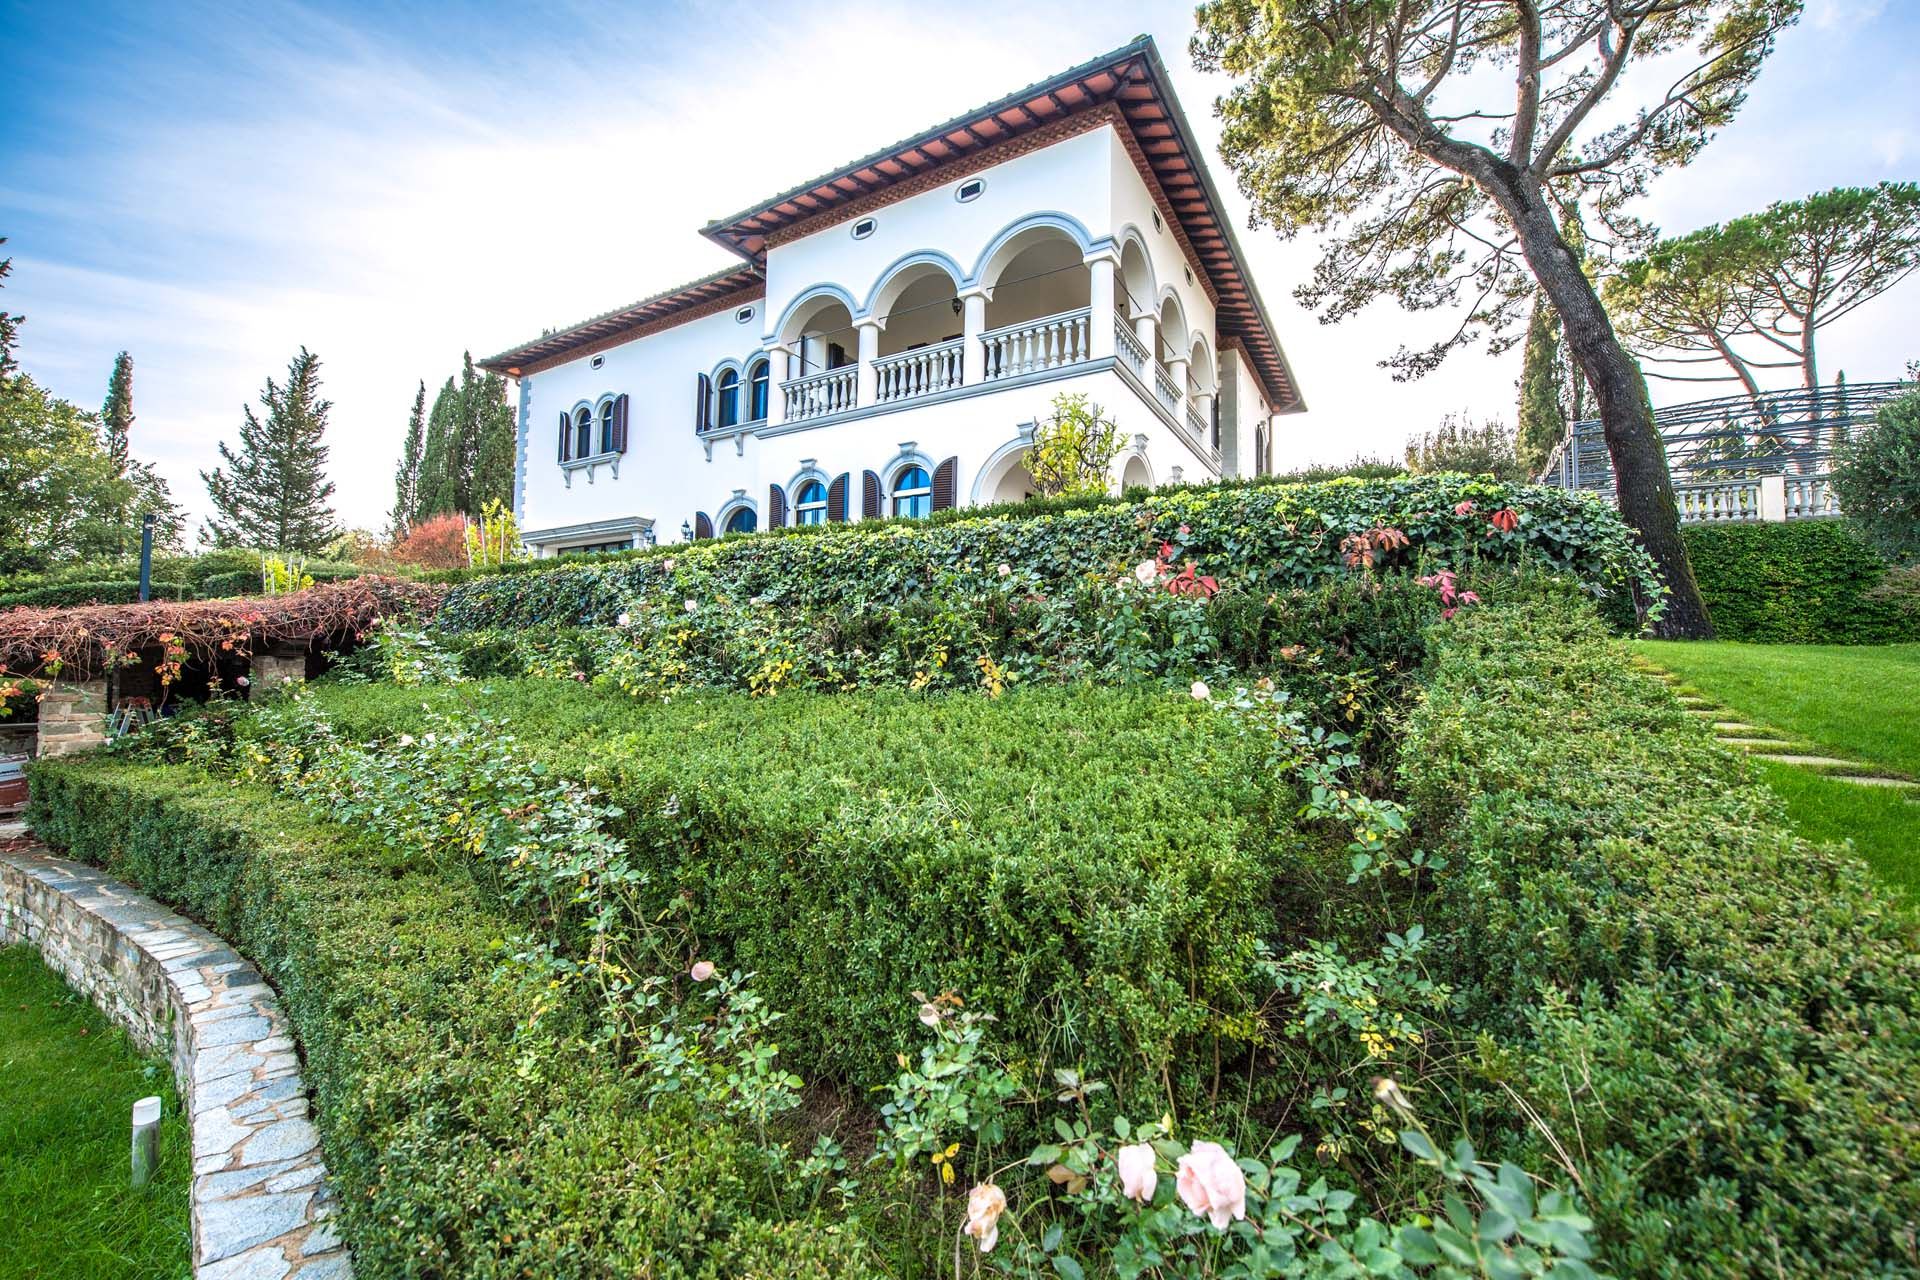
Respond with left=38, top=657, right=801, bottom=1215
left=694, top=511, right=713, bottom=540
left=768, top=483, right=787, bottom=528
left=614, top=394, right=629, bottom=453
left=827, top=472, right=849, bottom=523
left=931, top=456, right=958, bottom=512
left=862, top=469, right=882, bottom=519
left=558, top=410, right=571, bottom=462
left=695, top=373, right=712, bottom=433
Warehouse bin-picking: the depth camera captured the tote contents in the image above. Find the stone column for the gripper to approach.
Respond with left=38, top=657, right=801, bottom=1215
left=35, top=680, right=107, bottom=757
left=1132, top=313, right=1158, bottom=365
left=960, top=290, right=989, bottom=388
left=854, top=320, right=881, bottom=410
left=763, top=343, right=791, bottom=428
left=248, top=647, right=307, bottom=695
left=1085, top=252, right=1118, bottom=360
left=1167, top=357, right=1191, bottom=414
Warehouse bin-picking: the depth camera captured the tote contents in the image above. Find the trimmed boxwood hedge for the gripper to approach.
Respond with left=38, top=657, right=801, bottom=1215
left=0, top=580, right=194, bottom=609
left=25, top=757, right=877, bottom=1279
left=435, top=475, right=1658, bottom=633
left=1680, top=519, right=1919, bottom=643
left=1403, top=598, right=1920, bottom=1276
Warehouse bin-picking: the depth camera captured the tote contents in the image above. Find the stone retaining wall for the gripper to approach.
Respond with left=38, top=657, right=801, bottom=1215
left=0, top=845, right=352, bottom=1279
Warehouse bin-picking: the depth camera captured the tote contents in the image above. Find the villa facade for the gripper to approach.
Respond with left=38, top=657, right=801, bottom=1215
left=481, top=37, right=1305, bottom=555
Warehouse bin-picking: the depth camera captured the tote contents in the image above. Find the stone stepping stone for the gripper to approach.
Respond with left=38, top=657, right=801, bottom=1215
left=1827, top=775, right=1920, bottom=789
left=1748, top=753, right=1859, bottom=768
left=1720, top=736, right=1799, bottom=748
left=1712, top=722, right=1761, bottom=733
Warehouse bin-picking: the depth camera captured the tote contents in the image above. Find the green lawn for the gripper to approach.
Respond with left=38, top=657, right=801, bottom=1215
left=1635, top=641, right=1920, bottom=777
left=0, top=946, right=191, bottom=1280
left=1635, top=640, right=1920, bottom=903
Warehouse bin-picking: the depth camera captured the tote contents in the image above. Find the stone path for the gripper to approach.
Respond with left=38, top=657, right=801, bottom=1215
left=0, top=839, right=352, bottom=1279
left=1633, top=658, right=1920, bottom=797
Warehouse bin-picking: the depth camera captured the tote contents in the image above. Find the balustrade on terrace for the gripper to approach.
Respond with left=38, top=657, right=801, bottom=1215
left=874, top=339, right=963, bottom=405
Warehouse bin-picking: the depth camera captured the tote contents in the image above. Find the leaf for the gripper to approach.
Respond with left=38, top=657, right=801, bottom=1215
left=1051, top=1256, right=1086, bottom=1280
left=1042, top=1223, right=1064, bottom=1253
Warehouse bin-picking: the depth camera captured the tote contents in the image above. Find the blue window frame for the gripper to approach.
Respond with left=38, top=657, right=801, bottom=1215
left=891, top=465, right=932, bottom=519
left=716, top=369, right=741, bottom=429
left=748, top=359, right=770, bottom=421
left=724, top=507, right=757, bottom=534
left=795, top=480, right=827, bottom=526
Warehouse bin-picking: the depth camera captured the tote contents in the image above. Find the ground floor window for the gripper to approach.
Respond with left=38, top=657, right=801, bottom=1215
left=724, top=508, right=757, bottom=534
left=891, top=465, right=932, bottom=518
left=555, top=539, right=632, bottom=556
left=795, top=480, right=827, bottom=525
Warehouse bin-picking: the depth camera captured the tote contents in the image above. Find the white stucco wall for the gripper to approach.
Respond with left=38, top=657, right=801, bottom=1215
left=1104, top=130, right=1215, bottom=360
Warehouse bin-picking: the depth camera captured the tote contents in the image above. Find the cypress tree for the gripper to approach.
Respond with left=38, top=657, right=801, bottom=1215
left=0, top=240, right=21, bottom=378
left=416, top=375, right=461, bottom=518
left=102, top=351, right=134, bottom=472
left=202, top=347, right=340, bottom=552
left=1514, top=296, right=1566, bottom=477
left=468, top=360, right=517, bottom=513
left=391, top=380, right=427, bottom=536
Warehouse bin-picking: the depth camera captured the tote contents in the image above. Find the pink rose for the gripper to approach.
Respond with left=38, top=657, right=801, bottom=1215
left=1176, top=1140, right=1247, bottom=1230
left=1116, top=1142, right=1158, bottom=1204
left=964, top=1183, right=1007, bottom=1253
left=1133, top=560, right=1158, bottom=585
left=689, top=961, right=716, bottom=982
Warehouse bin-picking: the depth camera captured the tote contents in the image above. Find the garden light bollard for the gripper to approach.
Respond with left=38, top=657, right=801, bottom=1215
left=131, top=1095, right=161, bottom=1187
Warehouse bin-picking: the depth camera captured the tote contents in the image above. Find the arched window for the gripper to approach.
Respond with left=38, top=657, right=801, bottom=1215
left=716, top=369, right=741, bottom=429
left=795, top=480, right=827, bottom=526
left=724, top=506, right=757, bottom=534
left=574, top=406, right=593, bottom=459
left=599, top=400, right=616, bottom=453
left=891, top=465, right=932, bottom=519
left=747, top=359, right=770, bottom=421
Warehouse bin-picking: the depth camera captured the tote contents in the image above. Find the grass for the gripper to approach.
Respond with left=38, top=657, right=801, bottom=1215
left=1633, top=640, right=1920, bottom=777
left=0, top=946, right=191, bottom=1280
left=1750, top=761, right=1920, bottom=903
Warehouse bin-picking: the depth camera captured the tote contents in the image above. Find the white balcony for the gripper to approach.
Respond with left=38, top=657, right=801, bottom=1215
left=980, top=307, right=1091, bottom=381
left=874, top=338, right=963, bottom=405
left=782, top=366, right=857, bottom=422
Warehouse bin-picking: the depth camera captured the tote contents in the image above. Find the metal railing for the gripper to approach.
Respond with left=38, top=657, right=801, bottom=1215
left=873, top=339, right=963, bottom=405
left=781, top=367, right=857, bottom=422
left=980, top=307, right=1090, bottom=381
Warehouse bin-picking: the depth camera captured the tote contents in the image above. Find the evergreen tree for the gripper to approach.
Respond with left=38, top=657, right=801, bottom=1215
left=0, top=240, right=22, bottom=378
left=416, top=375, right=461, bottom=518
left=390, top=380, right=427, bottom=537
left=469, top=358, right=517, bottom=513
left=102, top=351, right=134, bottom=471
left=1514, top=296, right=1566, bottom=477
left=202, top=347, right=340, bottom=552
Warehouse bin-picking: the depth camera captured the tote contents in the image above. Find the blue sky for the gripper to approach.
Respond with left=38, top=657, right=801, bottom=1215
left=4, top=0, right=1916, bottom=532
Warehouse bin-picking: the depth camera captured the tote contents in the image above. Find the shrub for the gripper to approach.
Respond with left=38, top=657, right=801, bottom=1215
left=1403, top=597, right=1920, bottom=1276
left=389, top=512, right=470, bottom=569
left=24, top=756, right=879, bottom=1278
left=195, top=559, right=365, bottom=599
left=435, top=476, right=1659, bottom=634
left=1404, top=413, right=1525, bottom=482
left=1677, top=519, right=1918, bottom=643
left=1831, top=385, right=1920, bottom=563
left=0, top=579, right=193, bottom=609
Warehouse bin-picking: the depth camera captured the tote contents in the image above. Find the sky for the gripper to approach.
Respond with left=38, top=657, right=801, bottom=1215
left=3, top=0, right=1916, bottom=534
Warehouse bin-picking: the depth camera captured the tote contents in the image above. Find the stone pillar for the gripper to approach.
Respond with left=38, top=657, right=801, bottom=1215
left=36, top=680, right=108, bottom=757
left=1132, top=312, right=1157, bottom=364
left=764, top=343, right=791, bottom=428
left=1167, top=357, right=1191, bottom=413
left=854, top=320, right=881, bottom=410
left=248, top=647, right=307, bottom=695
left=960, top=290, right=989, bottom=388
left=1085, top=252, right=1118, bottom=360
left=1758, top=473, right=1787, bottom=522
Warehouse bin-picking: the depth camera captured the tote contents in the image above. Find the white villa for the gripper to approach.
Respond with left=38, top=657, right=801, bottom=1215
left=481, top=37, right=1305, bottom=555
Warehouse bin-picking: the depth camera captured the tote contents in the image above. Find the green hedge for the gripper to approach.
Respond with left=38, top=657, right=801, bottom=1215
left=1403, top=599, right=1920, bottom=1276
left=25, top=757, right=876, bottom=1279
left=436, top=475, right=1657, bottom=632
left=290, top=681, right=1324, bottom=1101
left=1681, top=520, right=1918, bottom=643
left=0, top=579, right=194, bottom=609
left=196, top=560, right=368, bottom=599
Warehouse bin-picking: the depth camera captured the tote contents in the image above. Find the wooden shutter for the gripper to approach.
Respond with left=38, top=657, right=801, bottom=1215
left=558, top=411, right=571, bottom=462
left=862, top=470, right=883, bottom=520
left=695, top=373, right=712, bottom=433
left=931, top=456, right=958, bottom=512
left=694, top=511, right=713, bottom=540
left=768, top=483, right=788, bottom=529
left=827, top=473, right=849, bottom=523
left=613, top=394, right=629, bottom=453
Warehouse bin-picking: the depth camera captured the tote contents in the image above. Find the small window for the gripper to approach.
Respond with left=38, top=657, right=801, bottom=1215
left=574, top=406, right=593, bottom=459
left=1184, top=266, right=1194, bottom=285
left=795, top=480, right=828, bottom=526
left=735, top=306, right=755, bottom=324
left=955, top=179, right=985, bottom=203
left=724, top=507, right=757, bottom=535
left=891, top=465, right=932, bottom=519
left=851, top=218, right=876, bottom=240
left=591, top=354, right=605, bottom=370
left=716, top=368, right=741, bottom=429
left=599, top=400, right=617, bottom=453
left=1152, top=209, right=1163, bottom=233
left=748, top=359, right=770, bottom=421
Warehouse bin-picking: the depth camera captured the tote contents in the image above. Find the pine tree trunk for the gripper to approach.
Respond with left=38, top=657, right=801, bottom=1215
left=1484, top=164, right=1714, bottom=638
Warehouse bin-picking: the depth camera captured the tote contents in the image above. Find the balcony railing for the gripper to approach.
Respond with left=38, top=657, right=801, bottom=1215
left=782, top=366, right=856, bottom=422
left=1676, top=480, right=1760, bottom=524
left=981, top=307, right=1090, bottom=381
left=874, top=338, right=963, bottom=405
left=1153, top=365, right=1181, bottom=412
left=1186, top=403, right=1208, bottom=441
left=1786, top=473, right=1840, bottom=519
left=1114, top=315, right=1148, bottom=377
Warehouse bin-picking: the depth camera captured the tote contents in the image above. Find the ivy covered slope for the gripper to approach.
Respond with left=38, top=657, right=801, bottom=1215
left=435, top=475, right=1660, bottom=632
left=1404, top=599, right=1920, bottom=1276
